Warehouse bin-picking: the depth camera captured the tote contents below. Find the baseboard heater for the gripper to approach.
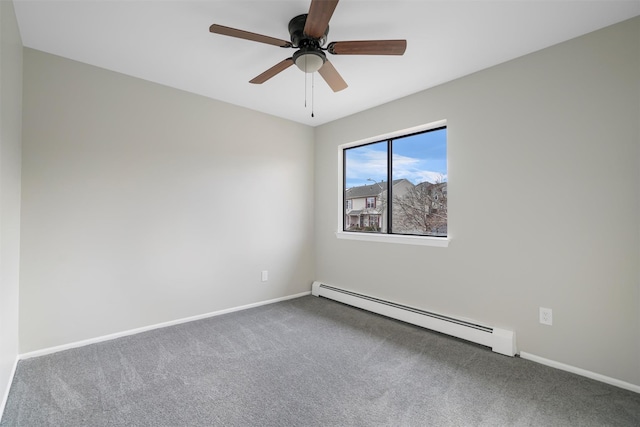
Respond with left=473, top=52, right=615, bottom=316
left=312, top=282, right=516, bottom=356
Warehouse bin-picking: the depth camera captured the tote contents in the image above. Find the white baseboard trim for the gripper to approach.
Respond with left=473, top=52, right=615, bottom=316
left=1, top=356, right=19, bottom=418
left=20, top=291, right=311, bottom=360
left=519, top=351, right=640, bottom=394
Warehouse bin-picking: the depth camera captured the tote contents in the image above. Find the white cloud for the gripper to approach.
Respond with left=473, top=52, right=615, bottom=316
left=346, top=146, right=447, bottom=188
left=392, top=153, right=447, bottom=184
left=345, top=147, right=387, bottom=184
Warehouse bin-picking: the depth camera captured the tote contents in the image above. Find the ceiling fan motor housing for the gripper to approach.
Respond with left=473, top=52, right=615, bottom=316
left=288, top=14, right=328, bottom=48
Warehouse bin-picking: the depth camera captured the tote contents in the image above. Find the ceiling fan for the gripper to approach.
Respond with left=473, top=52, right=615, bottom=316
left=209, top=0, right=407, bottom=92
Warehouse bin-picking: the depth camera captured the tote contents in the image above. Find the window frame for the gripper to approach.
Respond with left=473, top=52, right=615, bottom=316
left=366, top=197, right=376, bottom=209
left=336, top=120, right=449, bottom=248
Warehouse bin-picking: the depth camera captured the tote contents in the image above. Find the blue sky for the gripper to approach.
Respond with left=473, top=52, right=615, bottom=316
left=345, top=128, right=447, bottom=188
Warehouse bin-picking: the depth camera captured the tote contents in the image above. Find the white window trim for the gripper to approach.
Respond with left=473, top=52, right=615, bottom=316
left=335, top=231, right=449, bottom=247
left=337, top=119, right=449, bottom=248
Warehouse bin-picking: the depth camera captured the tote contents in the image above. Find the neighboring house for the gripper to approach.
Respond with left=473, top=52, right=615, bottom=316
left=417, top=181, right=447, bottom=211
left=344, top=179, right=413, bottom=231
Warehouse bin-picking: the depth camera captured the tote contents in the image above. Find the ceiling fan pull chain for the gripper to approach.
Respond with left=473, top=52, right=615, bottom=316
left=311, top=72, right=315, bottom=118
left=304, top=60, right=308, bottom=108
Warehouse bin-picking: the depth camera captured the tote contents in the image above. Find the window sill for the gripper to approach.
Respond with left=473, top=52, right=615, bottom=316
left=335, top=231, right=449, bottom=247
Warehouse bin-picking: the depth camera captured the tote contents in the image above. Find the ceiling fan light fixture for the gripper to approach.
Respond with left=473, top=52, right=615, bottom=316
left=293, top=49, right=326, bottom=73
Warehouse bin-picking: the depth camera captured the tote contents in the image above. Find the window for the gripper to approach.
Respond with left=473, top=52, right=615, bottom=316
left=366, top=197, right=376, bottom=208
left=345, top=200, right=352, bottom=210
left=342, top=125, right=447, bottom=239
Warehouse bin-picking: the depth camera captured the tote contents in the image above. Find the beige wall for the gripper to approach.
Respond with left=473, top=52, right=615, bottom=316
left=315, top=17, right=640, bottom=386
left=0, top=0, right=23, bottom=409
left=19, top=49, right=315, bottom=352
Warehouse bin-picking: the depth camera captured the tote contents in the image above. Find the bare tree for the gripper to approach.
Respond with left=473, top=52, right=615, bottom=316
left=393, top=176, right=447, bottom=235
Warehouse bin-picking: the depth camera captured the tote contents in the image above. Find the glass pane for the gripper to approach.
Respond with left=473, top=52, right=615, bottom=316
left=344, top=141, right=388, bottom=233
left=391, top=128, right=447, bottom=236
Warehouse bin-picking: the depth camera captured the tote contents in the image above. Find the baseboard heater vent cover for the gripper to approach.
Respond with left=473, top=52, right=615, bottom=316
left=312, top=281, right=516, bottom=356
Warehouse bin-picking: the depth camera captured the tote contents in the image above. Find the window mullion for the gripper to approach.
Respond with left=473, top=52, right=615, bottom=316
left=387, top=139, right=393, bottom=234
left=343, top=149, right=347, bottom=232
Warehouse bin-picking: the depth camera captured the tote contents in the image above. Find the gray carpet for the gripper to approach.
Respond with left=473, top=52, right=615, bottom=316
left=2, top=295, right=639, bottom=426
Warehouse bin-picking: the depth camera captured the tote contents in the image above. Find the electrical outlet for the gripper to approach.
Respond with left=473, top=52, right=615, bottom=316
left=539, top=307, right=552, bottom=326
left=261, top=270, right=268, bottom=282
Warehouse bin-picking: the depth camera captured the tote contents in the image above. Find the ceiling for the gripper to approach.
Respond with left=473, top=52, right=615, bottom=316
left=13, top=1, right=640, bottom=126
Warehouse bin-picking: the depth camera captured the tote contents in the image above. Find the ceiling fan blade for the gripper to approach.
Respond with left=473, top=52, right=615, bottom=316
left=249, top=58, right=294, bottom=84
left=304, top=0, right=339, bottom=39
left=318, top=60, right=347, bottom=92
left=328, top=40, right=407, bottom=55
left=210, top=24, right=292, bottom=48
